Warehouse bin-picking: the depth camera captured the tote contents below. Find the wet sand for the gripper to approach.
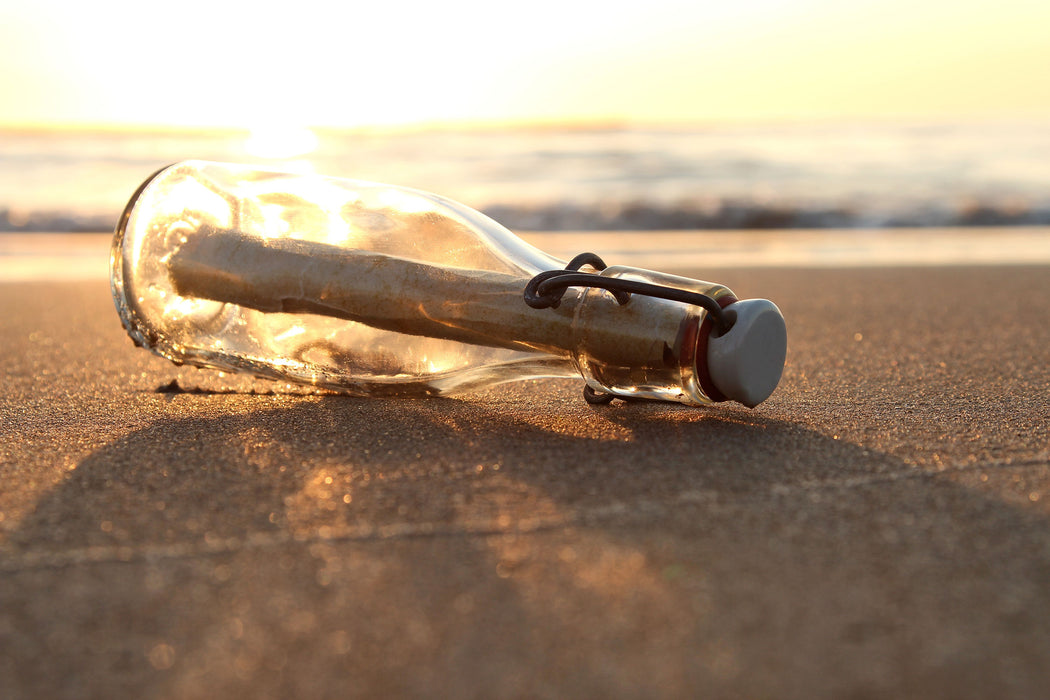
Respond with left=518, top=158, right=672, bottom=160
left=2, top=260, right=1050, bottom=698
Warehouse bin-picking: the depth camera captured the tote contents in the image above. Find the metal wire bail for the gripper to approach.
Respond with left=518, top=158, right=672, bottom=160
left=523, top=252, right=735, bottom=404
left=524, top=252, right=732, bottom=333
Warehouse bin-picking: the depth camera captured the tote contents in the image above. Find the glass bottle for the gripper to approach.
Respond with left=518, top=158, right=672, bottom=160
left=111, top=161, right=786, bottom=407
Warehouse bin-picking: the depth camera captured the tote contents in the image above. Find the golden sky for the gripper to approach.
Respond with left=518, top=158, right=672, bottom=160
left=2, top=0, right=1049, bottom=129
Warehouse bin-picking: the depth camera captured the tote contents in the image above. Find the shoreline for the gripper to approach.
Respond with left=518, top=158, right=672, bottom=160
left=2, top=227, right=1050, bottom=282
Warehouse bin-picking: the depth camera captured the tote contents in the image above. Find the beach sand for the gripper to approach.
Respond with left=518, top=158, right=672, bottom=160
left=2, top=251, right=1050, bottom=697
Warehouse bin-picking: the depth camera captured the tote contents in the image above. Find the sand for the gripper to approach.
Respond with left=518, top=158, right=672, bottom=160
left=2, top=259, right=1050, bottom=698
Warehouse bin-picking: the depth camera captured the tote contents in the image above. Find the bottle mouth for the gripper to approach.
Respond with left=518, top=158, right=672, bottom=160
left=692, top=294, right=738, bottom=403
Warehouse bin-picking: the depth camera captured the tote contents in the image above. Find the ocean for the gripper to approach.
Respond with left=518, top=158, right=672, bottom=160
left=3, top=120, right=1050, bottom=233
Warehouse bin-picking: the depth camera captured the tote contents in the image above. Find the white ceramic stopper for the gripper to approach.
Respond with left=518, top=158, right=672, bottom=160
left=707, top=299, right=787, bottom=407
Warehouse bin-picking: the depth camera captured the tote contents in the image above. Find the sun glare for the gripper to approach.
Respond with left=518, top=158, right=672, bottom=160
left=2, top=0, right=1050, bottom=129
left=244, top=125, right=320, bottom=160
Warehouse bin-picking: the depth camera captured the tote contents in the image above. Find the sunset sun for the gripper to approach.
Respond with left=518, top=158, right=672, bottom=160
left=243, top=124, right=319, bottom=160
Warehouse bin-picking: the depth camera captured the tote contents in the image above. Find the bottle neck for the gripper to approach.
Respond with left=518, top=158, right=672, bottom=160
left=567, top=266, right=736, bottom=406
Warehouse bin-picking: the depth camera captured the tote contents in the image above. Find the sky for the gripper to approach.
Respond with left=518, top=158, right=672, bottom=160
left=1, top=0, right=1049, bottom=130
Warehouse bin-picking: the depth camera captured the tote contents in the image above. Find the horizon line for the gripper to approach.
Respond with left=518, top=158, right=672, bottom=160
left=3, top=112, right=1048, bottom=136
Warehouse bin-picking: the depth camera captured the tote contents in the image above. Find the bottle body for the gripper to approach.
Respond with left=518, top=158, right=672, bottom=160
left=111, top=161, right=736, bottom=404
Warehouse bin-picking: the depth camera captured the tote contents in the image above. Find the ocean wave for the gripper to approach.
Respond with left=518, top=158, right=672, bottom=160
left=5, top=121, right=1050, bottom=234
left=5, top=198, right=1050, bottom=234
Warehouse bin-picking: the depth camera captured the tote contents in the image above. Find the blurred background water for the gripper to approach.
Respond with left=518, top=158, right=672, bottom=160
left=3, top=120, right=1049, bottom=233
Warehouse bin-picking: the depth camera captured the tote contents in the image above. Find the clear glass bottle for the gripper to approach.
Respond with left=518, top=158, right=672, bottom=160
left=111, top=161, right=786, bottom=406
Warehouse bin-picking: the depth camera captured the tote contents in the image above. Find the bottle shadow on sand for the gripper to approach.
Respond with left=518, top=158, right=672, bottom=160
left=4, top=390, right=1050, bottom=698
